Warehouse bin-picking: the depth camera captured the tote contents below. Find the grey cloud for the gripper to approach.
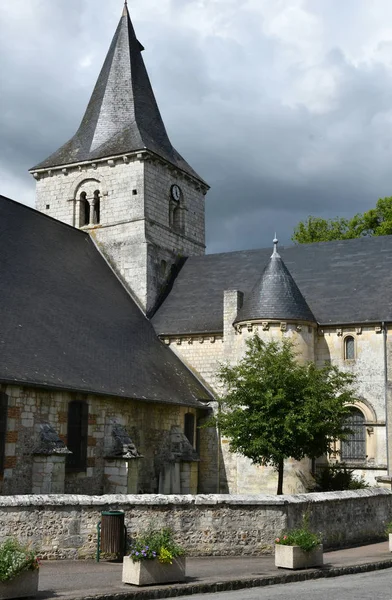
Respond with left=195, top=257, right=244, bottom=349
left=2, top=1, right=392, bottom=252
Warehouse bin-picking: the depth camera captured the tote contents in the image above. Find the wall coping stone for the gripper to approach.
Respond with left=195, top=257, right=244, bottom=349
left=0, top=488, right=389, bottom=508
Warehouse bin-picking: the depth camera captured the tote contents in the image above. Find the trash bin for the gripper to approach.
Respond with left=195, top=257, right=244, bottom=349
left=98, top=511, right=126, bottom=560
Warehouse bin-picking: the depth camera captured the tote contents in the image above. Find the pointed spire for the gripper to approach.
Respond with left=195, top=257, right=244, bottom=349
left=32, top=4, right=205, bottom=183
left=235, top=238, right=316, bottom=324
left=271, top=234, right=280, bottom=258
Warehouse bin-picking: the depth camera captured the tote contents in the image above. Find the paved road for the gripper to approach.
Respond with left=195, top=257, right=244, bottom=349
left=165, top=569, right=392, bottom=600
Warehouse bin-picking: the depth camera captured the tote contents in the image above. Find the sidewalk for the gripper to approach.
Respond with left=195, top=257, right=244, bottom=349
left=37, top=541, right=392, bottom=600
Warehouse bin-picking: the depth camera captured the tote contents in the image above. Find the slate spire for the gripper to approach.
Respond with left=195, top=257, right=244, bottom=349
left=32, top=4, right=203, bottom=181
left=235, top=237, right=316, bottom=324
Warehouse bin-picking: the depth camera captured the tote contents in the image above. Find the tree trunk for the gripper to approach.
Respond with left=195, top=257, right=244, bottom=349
left=277, top=459, right=284, bottom=495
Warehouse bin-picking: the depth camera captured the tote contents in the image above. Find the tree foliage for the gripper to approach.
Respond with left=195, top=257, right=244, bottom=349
left=292, top=196, right=392, bottom=244
left=213, top=336, right=356, bottom=494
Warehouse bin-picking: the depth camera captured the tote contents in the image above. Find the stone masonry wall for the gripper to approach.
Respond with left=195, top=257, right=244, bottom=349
left=0, top=489, right=390, bottom=559
left=164, top=318, right=390, bottom=493
left=0, top=385, right=204, bottom=496
left=34, top=152, right=207, bottom=313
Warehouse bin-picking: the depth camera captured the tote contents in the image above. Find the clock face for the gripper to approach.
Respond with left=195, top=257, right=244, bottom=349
left=171, top=184, right=181, bottom=202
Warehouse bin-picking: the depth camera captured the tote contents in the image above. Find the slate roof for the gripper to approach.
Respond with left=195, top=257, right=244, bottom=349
left=0, top=195, right=210, bottom=407
left=235, top=241, right=316, bottom=324
left=152, top=235, right=392, bottom=335
left=31, top=5, right=205, bottom=184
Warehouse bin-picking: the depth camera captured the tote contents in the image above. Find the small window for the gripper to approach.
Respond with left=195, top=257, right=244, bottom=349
left=160, top=260, right=167, bottom=278
left=93, top=190, right=100, bottom=224
left=344, top=336, right=355, bottom=360
left=132, top=189, right=138, bottom=196
left=46, top=205, right=50, bottom=210
left=80, top=192, right=90, bottom=227
left=341, top=408, right=366, bottom=462
left=184, top=413, right=195, bottom=447
left=173, top=204, right=182, bottom=232
left=0, top=393, right=8, bottom=476
left=66, top=400, right=88, bottom=472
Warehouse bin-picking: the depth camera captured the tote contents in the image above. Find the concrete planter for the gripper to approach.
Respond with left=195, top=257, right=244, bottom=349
left=389, top=533, right=392, bottom=552
left=0, top=569, right=39, bottom=599
left=122, top=556, right=186, bottom=586
left=275, top=544, right=323, bottom=570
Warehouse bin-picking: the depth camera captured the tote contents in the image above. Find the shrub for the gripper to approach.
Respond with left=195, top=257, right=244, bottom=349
left=385, top=522, right=392, bottom=535
left=128, top=528, right=184, bottom=564
left=0, top=539, right=40, bottom=582
left=313, top=463, right=369, bottom=492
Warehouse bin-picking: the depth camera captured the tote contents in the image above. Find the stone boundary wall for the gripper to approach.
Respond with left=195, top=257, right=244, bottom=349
left=0, top=489, right=391, bottom=559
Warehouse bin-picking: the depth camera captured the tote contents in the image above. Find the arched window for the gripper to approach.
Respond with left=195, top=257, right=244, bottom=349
left=341, top=408, right=366, bottom=462
left=184, top=413, right=195, bottom=447
left=93, top=190, right=100, bottom=225
left=173, top=204, right=182, bottom=232
left=160, top=260, right=167, bottom=278
left=80, top=192, right=90, bottom=227
left=0, top=392, right=8, bottom=477
left=66, top=400, right=88, bottom=472
left=344, top=336, right=355, bottom=360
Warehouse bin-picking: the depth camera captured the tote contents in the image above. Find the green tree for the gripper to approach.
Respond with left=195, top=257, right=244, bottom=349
left=292, top=196, right=392, bottom=243
left=213, top=336, right=356, bottom=495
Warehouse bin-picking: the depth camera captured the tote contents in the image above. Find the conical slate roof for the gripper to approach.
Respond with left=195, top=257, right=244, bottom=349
left=32, top=4, right=204, bottom=182
left=235, top=239, right=316, bottom=324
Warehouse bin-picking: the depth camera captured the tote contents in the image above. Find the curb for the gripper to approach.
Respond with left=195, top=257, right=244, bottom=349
left=72, top=558, right=392, bottom=600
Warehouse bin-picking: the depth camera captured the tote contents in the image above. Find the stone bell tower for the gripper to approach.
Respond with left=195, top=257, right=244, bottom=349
left=30, top=2, right=209, bottom=315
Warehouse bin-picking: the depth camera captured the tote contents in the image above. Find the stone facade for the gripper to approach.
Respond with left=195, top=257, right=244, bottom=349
left=33, top=152, right=207, bottom=314
left=164, top=303, right=389, bottom=492
left=23, top=2, right=391, bottom=500
left=0, top=385, right=205, bottom=496
left=0, top=489, right=389, bottom=559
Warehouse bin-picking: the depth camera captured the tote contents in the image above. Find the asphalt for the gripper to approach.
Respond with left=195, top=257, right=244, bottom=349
left=37, top=542, right=392, bottom=600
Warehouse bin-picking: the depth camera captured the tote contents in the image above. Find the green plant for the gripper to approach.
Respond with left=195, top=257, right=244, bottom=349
left=275, top=514, right=321, bottom=552
left=0, top=539, right=40, bottom=582
left=314, top=463, right=369, bottom=492
left=385, top=522, right=392, bottom=535
left=128, top=528, right=184, bottom=564
left=209, top=335, right=356, bottom=494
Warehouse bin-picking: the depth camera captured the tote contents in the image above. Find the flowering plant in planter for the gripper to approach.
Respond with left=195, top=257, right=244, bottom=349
left=123, top=528, right=186, bottom=586
left=128, top=528, right=185, bottom=565
left=274, top=520, right=323, bottom=570
left=275, top=528, right=321, bottom=552
left=0, top=539, right=40, bottom=582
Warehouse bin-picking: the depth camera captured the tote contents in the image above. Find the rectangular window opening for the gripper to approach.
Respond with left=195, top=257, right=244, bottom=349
left=0, top=393, right=8, bottom=477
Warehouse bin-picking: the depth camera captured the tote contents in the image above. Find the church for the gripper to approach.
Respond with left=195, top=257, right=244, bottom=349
left=1, top=3, right=391, bottom=496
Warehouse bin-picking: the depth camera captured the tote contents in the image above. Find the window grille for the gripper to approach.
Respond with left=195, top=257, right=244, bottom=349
left=345, top=336, right=355, bottom=360
left=341, top=408, right=366, bottom=462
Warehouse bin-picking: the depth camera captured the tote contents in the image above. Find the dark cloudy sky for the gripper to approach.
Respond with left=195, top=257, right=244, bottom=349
left=2, top=0, right=392, bottom=253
